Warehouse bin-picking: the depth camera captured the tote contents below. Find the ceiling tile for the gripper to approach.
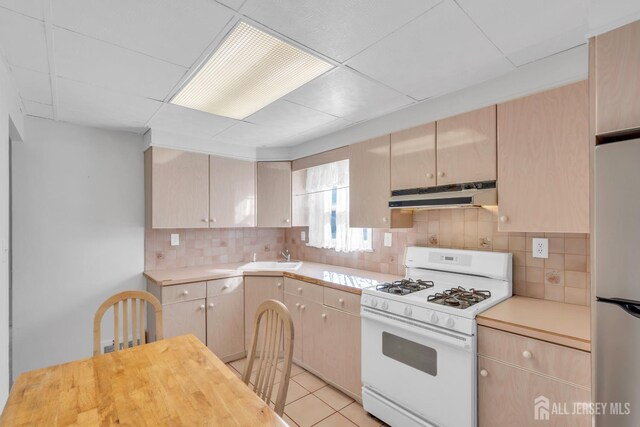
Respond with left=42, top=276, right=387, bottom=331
left=54, top=28, right=187, bottom=101
left=11, top=66, right=52, bottom=104
left=0, top=0, right=44, bottom=20
left=149, top=104, right=238, bottom=139
left=212, top=121, right=295, bottom=147
left=0, top=8, right=48, bottom=72
left=285, top=67, right=414, bottom=122
left=216, top=0, right=246, bottom=10
left=347, top=0, right=514, bottom=100
left=23, top=100, right=53, bottom=119
left=56, top=77, right=162, bottom=131
left=51, top=0, right=235, bottom=67
left=246, top=100, right=338, bottom=134
left=457, top=0, right=588, bottom=65
left=240, top=0, right=442, bottom=62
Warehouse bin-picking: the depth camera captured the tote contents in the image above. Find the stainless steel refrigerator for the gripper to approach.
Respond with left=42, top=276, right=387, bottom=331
left=594, top=137, right=640, bottom=426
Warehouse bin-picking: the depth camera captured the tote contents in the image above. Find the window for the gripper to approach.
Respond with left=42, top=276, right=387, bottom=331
left=292, top=159, right=372, bottom=252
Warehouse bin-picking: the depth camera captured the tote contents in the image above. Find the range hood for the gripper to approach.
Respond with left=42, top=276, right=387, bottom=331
left=389, top=181, right=497, bottom=209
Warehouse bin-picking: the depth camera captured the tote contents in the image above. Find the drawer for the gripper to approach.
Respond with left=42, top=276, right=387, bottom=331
left=207, top=276, right=243, bottom=297
left=161, top=282, right=207, bottom=305
left=284, top=277, right=323, bottom=302
left=478, top=326, right=590, bottom=388
left=324, top=287, right=361, bottom=315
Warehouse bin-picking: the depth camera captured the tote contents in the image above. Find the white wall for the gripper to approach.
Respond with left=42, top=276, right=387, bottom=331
left=11, top=117, right=145, bottom=377
left=0, top=55, right=23, bottom=406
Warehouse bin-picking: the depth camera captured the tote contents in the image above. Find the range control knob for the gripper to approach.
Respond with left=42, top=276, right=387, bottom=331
left=370, top=297, right=378, bottom=308
left=404, top=306, right=413, bottom=317
left=430, top=312, right=439, bottom=324
left=445, top=317, right=455, bottom=328
left=381, top=301, right=389, bottom=311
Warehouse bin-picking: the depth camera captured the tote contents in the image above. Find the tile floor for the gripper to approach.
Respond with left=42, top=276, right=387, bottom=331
left=226, top=357, right=387, bottom=427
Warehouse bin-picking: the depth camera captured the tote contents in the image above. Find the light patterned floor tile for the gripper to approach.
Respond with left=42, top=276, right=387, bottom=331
left=313, top=412, right=358, bottom=427
left=314, top=386, right=353, bottom=411
left=278, top=360, right=306, bottom=376
left=270, top=379, right=310, bottom=405
left=284, top=414, right=300, bottom=427
left=292, top=371, right=326, bottom=392
left=285, top=394, right=335, bottom=427
left=339, top=402, right=383, bottom=427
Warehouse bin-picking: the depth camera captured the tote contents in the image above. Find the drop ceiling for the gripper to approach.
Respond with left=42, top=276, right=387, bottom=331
left=0, top=0, right=602, bottom=148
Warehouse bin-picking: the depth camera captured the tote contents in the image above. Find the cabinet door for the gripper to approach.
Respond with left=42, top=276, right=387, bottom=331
left=595, top=20, right=640, bottom=134
left=206, top=292, right=244, bottom=361
left=478, top=356, right=591, bottom=427
left=436, top=105, right=496, bottom=185
left=497, top=81, right=589, bottom=232
left=301, top=300, right=325, bottom=377
left=322, top=307, right=361, bottom=398
left=145, top=147, right=210, bottom=228
left=257, top=162, right=292, bottom=228
left=210, top=156, right=256, bottom=228
left=163, top=299, right=206, bottom=344
left=390, top=123, right=436, bottom=191
left=283, top=293, right=303, bottom=363
left=244, top=277, right=284, bottom=350
left=349, top=135, right=391, bottom=228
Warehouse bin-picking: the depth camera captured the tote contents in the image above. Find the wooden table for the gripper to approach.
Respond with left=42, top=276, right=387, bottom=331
left=0, top=335, right=287, bottom=426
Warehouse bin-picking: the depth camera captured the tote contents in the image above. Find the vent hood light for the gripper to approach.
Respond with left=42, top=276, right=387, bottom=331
left=171, top=22, right=334, bottom=120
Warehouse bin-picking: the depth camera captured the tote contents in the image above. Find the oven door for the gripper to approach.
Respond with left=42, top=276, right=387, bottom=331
left=361, top=308, right=476, bottom=427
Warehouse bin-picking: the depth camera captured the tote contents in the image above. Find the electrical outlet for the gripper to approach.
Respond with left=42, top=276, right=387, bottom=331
left=384, top=232, right=393, bottom=247
left=301, top=231, right=306, bottom=241
left=170, top=233, right=180, bottom=246
left=532, top=238, right=548, bottom=259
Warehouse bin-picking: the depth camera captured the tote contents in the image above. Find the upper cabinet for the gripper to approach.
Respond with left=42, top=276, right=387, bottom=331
left=210, top=156, right=256, bottom=228
left=390, top=123, right=436, bottom=191
left=593, top=20, right=640, bottom=135
left=497, top=81, right=589, bottom=233
left=257, top=161, right=292, bottom=228
left=145, top=147, right=210, bottom=229
left=436, top=105, right=496, bottom=185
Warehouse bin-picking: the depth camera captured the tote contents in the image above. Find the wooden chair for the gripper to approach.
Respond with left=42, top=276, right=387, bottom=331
left=242, top=299, right=294, bottom=416
left=93, top=290, right=163, bottom=356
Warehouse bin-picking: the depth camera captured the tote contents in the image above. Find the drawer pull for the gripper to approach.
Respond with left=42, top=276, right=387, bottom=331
left=480, top=369, right=488, bottom=377
left=298, top=287, right=303, bottom=293
left=182, top=290, right=189, bottom=296
left=199, top=304, right=205, bottom=310
left=300, top=305, right=306, bottom=311
left=208, top=303, right=214, bottom=308
left=277, top=282, right=282, bottom=288
left=295, top=303, right=300, bottom=308
left=338, top=298, right=344, bottom=304
left=222, top=285, right=228, bottom=290
left=522, top=350, right=533, bottom=359
left=321, top=313, right=327, bottom=319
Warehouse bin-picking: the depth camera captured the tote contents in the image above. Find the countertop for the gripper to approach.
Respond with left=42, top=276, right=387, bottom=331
left=144, top=261, right=403, bottom=295
left=477, top=296, right=591, bottom=352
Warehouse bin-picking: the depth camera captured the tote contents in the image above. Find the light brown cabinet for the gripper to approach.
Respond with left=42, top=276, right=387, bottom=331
left=257, top=162, right=292, bottom=228
left=210, top=156, right=256, bottom=228
left=436, top=105, right=496, bottom=185
left=145, top=147, right=210, bottom=229
left=163, top=299, right=207, bottom=344
left=244, top=276, right=284, bottom=350
left=283, top=293, right=303, bottom=362
left=497, top=81, right=589, bottom=232
left=321, top=306, right=361, bottom=397
left=390, top=123, right=436, bottom=191
left=478, top=326, right=591, bottom=427
left=206, top=278, right=244, bottom=362
left=593, top=20, right=640, bottom=134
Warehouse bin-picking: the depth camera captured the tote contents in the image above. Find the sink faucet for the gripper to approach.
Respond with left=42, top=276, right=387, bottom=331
left=280, top=249, right=291, bottom=262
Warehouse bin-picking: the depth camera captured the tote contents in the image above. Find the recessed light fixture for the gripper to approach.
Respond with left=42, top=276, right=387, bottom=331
left=171, top=22, right=334, bottom=120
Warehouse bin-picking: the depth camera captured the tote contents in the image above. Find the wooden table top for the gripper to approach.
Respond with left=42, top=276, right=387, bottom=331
left=0, top=335, right=287, bottom=426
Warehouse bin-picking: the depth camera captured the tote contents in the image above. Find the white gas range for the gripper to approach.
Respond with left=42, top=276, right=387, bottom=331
left=361, top=247, right=512, bottom=427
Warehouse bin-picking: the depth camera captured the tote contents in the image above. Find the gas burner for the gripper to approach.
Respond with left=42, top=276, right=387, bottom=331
left=427, top=286, right=492, bottom=309
left=376, top=279, right=434, bottom=295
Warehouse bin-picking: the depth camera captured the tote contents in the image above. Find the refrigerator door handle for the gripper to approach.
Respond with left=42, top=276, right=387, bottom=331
left=597, top=296, right=640, bottom=319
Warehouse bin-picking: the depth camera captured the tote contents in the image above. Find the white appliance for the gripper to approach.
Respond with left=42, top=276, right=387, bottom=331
left=361, top=247, right=512, bottom=427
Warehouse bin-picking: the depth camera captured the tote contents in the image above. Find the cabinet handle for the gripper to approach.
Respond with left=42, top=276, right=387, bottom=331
left=382, top=217, right=388, bottom=223
left=321, top=313, right=327, bottom=319
left=437, top=171, right=444, bottom=178
left=199, top=304, right=205, bottom=310
left=182, top=290, right=189, bottom=296
left=298, top=287, right=303, bottom=293
left=201, top=218, right=208, bottom=223
left=208, top=303, right=214, bottom=308
left=480, top=369, right=488, bottom=377
left=426, top=172, right=434, bottom=179
left=522, top=350, right=533, bottom=359
left=338, top=298, right=344, bottom=305
left=300, top=305, right=306, bottom=311
left=210, top=218, right=216, bottom=223
left=285, top=219, right=290, bottom=223
left=277, top=282, right=282, bottom=288
left=295, top=303, right=300, bottom=308
left=499, top=215, right=509, bottom=223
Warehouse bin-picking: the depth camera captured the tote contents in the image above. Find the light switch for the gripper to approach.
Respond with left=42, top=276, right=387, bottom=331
left=384, top=233, right=393, bottom=247
left=170, top=234, right=180, bottom=246
left=301, top=231, right=306, bottom=242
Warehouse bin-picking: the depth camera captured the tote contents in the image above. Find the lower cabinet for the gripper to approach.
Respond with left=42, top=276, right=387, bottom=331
left=244, top=276, right=284, bottom=350
left=206, top=290, right=244, bottom=361
left=321, top=306, right=361, bottom=397
left=163, top=299, right=207, bottom=343
left=477, top=326, right=591, bottom=427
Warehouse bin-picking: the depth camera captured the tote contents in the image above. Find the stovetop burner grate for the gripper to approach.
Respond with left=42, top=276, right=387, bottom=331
left=427, top=286, right=492, bottom=309
left=376, top=279, right=434, bottom=295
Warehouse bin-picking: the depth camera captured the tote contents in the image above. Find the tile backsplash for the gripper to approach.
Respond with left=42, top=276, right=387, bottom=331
left=284, top=207, right=591, bottom=306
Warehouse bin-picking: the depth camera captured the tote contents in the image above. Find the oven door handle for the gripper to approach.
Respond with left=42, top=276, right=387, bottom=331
left=361, top=309, right=473, bottom=351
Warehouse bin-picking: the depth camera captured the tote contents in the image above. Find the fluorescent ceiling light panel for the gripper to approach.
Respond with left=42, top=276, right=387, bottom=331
left=171, top=22, right=334, bottom=120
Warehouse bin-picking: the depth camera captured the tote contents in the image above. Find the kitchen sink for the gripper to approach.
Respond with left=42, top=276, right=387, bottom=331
left=238, top=261, right=302, bottom=271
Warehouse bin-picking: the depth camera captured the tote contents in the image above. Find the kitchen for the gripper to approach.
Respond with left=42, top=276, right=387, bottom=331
left=0, top=1, right=639, bottom=426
